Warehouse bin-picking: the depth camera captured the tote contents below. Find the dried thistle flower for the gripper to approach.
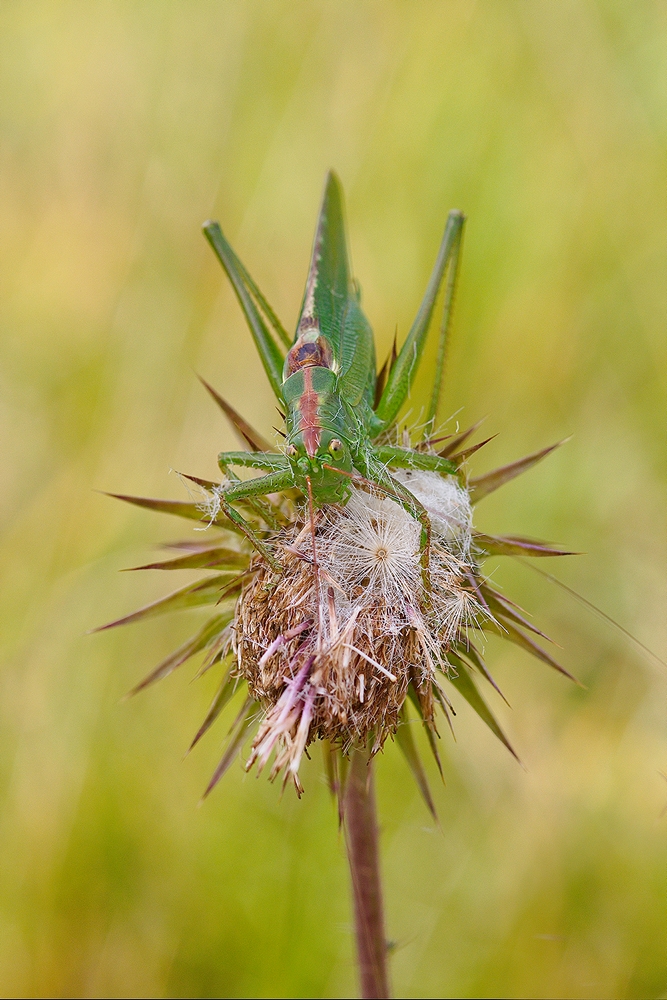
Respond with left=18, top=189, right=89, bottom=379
left=239, top=470, right=488, bottom=788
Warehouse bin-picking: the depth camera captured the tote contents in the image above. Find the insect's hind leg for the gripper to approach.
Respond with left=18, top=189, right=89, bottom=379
left=373, top=444, right=458, bottom=477
left=374, top=209, right=465, bottom=432
left=424, top=212, right=464, bottom=434
left=217, top=451, right=288, bottom=473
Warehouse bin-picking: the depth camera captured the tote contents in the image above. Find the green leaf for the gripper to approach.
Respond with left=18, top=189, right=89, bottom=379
left=92, top=574, right=242, bottom=631
left=447, top=435, right=497, bottom=467
left=336, top=751, right=350, bottom=828
left=406, top=684, right=444, bottom=779
left=128, top=613, right=232, bottom=695
left=489, top=617, right=578, bottom=683
left=322, top=739, right=337, bottom=796
left=197, top=375, right=273, bottom=452
left=175, top=472, right=221, bottom=491
left=125, top=546, right=248, bottom=572
left=373, top=332, right=397, bottom=410
left=431, top=680, right=456, bottom=737
left=457, top=643, right=509, bottom=706
left=396, top=706, right=438, bottom=819
left=469, top=439, right=568, bottom=504
left=480, top=585, right=555, bottom=643
left=193, top=640, right=226, bottom=680
left=162, top=540, right=234, bottom=550
left=104, top=493, right=241, bottom=532
left=202, top=695, right=257, bottom=798
left=189, top=659, right=237, bottom=751
left=446, top=652, right=519, bottom=761
left=435, top=417, right=486, bottom=457
left=474, top=533, right=577, bottom=558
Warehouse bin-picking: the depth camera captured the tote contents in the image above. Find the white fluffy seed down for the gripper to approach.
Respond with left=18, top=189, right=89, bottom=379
left=317, top=471, right=478, bottom=644
left=394, top=469, right=473, bottom=560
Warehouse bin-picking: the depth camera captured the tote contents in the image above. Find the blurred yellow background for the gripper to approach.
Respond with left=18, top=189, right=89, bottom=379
left=0, top=2, right=666, bottom=997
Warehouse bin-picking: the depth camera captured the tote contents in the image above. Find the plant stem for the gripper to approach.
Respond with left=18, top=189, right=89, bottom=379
left=344, top=747, right=390, bottom=999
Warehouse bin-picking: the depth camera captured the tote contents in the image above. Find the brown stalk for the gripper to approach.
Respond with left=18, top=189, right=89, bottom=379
left=344, top=747, right=391, bottom=999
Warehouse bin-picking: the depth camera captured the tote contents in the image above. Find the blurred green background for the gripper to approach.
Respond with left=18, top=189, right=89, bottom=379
left=0, top=2, right=666, bottom=997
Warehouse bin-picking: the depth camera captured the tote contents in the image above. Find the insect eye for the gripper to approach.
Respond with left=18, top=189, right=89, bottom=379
left=286, top=444, right=298, bottom=458
left=329, top=439, right=343, bottom=458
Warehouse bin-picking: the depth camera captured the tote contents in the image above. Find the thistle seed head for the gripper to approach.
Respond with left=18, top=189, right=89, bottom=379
left=235, top=473, right=487, bottom=786
left=109, top=419, right=571, bottom=802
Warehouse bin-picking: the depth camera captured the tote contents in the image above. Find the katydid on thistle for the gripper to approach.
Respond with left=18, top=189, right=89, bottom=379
left=202, top=171, right=465, bottom=584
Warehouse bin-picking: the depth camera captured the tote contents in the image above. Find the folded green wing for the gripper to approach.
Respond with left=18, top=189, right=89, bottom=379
left=296, top=171, right=376, bottom=408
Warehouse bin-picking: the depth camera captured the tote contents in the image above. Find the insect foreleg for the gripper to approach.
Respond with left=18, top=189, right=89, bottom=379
left=218, top=469, right=294, bottom=570
left=222, top=469, right=294, bottom=502
left=424, top=216, right=464, bottom=433
left=217, top=451, right=288, bottom=474
left=218, top=452, right=289, bottom=531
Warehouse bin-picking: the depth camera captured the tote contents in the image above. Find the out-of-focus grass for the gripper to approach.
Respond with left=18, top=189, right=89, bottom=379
left=0, top=2, right=665, bottom=997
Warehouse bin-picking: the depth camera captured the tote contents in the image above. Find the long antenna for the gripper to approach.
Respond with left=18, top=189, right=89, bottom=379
left=518, top=558, right=666, bottom=670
